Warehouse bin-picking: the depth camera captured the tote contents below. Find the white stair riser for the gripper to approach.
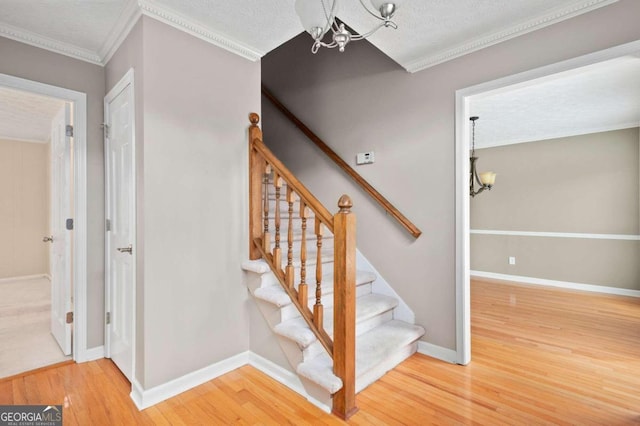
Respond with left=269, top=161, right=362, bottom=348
left=280, top=283, right=373, bottom=322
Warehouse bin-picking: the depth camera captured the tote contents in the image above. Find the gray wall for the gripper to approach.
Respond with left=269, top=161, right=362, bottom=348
left=0, top=37, right=106, bottom=348
left=471, top=128, right=640, bottom=289
left=106, top=16, right=260, bottom=389
left=262, top=0, right=640, bottom=350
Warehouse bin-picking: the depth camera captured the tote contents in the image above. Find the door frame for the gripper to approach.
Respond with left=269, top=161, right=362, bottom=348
left=103, top=68, right=137, bottom=380
left=0, top=72, right=89, bottom=362
left=454, top=39, right=640, bottom=365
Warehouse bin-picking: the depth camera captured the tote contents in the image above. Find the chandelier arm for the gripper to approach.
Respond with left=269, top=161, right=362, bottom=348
left=350, top=22, right=388, bottom=40
left=320, top=0, right=339, bottom=37
left=357, top=0, right=387, bottom=21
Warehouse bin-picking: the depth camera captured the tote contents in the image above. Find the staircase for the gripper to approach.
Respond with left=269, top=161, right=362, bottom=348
left=244, top=113, right=424, bottom=418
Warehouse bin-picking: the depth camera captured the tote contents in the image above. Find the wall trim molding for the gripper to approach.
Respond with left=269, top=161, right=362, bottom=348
left=130, top=351, right=250, bottom=410
left=417, top=341, right=459, bottom=364
left=0, top=274, right=49, bottom=284
left=471, top=270, right=640, bottom=298
left=471, top=229, right=640, bottom=241
left=407, top=0, right=619, bottom=73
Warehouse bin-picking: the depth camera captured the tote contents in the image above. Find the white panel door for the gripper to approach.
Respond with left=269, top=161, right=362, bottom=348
left=105, top=74, right=135, bottom=381
left=50, top=104, right=72, bottom=356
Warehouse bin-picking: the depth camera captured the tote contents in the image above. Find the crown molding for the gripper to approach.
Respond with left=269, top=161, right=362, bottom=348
left=137, top=0, right=263, bottom=62
left=0, top=22, right=102, bottom=65
left=100, top=0, right=143, bottom=65
left=0, top=0, right=262, bottom=67
left=405, top=0, right=619, bottom=73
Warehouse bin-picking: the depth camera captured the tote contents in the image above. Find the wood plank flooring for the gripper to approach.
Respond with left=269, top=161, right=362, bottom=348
left=0, top=279, right=639, bottom=424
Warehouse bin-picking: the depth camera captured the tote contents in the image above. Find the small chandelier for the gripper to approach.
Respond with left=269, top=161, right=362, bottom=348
left=469, top=116, right=496, bottom=197
left=295, top=0, right=401, bottom=54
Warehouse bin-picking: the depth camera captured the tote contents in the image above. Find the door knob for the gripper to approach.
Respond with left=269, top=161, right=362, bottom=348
left=117, top=244, right=133, bottom=254
left=42, top=236, right=53, bottom=243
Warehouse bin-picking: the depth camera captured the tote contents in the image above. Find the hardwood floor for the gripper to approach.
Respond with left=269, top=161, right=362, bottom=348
left=0, top=279, right=639, bottom=424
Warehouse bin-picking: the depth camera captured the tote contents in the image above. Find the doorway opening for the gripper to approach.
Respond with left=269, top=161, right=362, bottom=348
left=0, top=73, right=89, bottom=377
left=455, top=39, right=640, bottom=364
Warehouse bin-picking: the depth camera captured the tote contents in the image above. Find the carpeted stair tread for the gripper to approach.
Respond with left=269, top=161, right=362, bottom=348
left=253, top=270, right=377, bottom=307
left=296, top=320, right=426, bottom=394
left=273, top=293, right=398, bottom=348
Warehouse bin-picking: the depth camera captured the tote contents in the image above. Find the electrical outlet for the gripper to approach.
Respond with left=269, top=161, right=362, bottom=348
left=509, top=256, right=516, bottom=265
left=356, top=151, right=375, bottom=165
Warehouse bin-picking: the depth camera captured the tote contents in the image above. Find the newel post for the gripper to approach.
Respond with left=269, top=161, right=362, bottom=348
left=249, top=113, right=263, bottom=260
left=332, top=194, right=358, bottom=419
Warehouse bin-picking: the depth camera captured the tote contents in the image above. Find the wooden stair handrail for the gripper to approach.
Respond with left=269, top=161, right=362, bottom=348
left=261, top=84, right=422, bottom=239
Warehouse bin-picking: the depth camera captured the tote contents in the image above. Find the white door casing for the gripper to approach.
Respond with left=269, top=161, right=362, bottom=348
left=105, top=69, right=136, bottom=381
left=50, top=104, right=72, bottom=356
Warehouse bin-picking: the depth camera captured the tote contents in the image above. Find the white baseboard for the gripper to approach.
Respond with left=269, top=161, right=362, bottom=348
left=128, top=351, right=333, bottom=413
left=130, top=351, right=250, bottom=410
left=76, top=346, right=104, bottom=363
left=471, top=271, right=640, bottom=298
left=248, top=353, right=331, bottom=413
left=0, top=274, right=49, bottom=284
left=417, top=341, right=459, bottom=364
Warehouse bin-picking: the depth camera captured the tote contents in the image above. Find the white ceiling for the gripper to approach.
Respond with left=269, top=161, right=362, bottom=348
left=0, top=0, right=619, bottom=71
left=469, top=55, right=640, bottom=148
left=0, top=86, right=65, bottom=143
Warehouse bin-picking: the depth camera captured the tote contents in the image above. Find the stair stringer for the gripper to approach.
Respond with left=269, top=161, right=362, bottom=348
left=244, top=263, right=334, bottom=411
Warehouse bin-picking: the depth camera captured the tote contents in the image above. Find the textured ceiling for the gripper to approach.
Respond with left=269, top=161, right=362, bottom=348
left=469, top=56, right=640, bottom=148
left=0, top=86, right=65, bottom=143
left=0, top=0, right=619, bottom=71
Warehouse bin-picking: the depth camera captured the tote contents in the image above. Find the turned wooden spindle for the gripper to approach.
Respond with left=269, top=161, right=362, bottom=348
left=285, top=186, right=295, bottom=288
left=298, top=200, right=310, bottom=305
left=273, top=173, right=283, bottom=267
left=262, top=163, right=272, bottom=252
left=314, top=217, right=324, bottom=329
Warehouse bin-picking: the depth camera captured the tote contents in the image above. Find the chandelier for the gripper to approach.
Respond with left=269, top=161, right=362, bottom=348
left=469, top=116, right=496, bottom=197
left=295, top=0, right=401, bottom=53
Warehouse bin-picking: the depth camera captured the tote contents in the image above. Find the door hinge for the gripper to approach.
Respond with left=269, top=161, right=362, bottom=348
left=106, top=219, right=111, bottom=232
left=66, top=311, right=74, bottom=324
left=66, top=218, right=74, bottom=230
left=66, top=124, right=74, bottom=137
left=106, top=312, right=111, bottom=325
left=102, top=123, right=109, bottom=138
